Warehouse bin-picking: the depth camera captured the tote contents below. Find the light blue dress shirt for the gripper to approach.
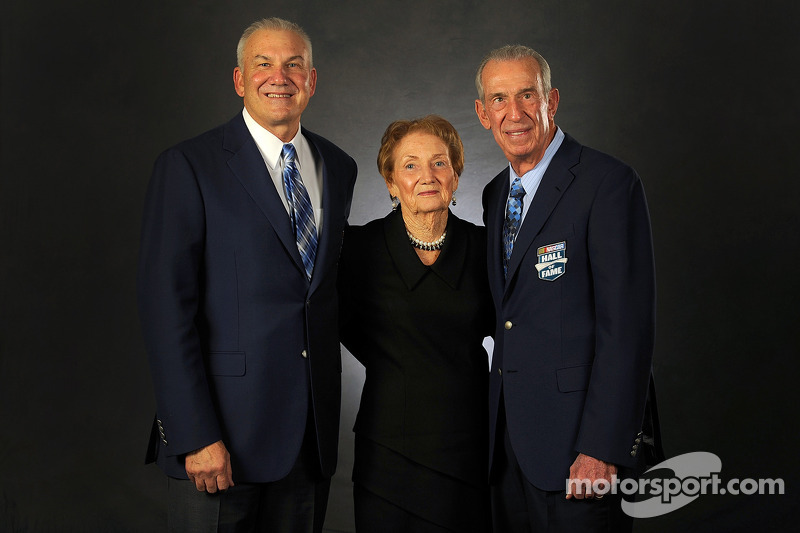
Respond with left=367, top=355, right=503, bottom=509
left=509, top=127, right=565, bottom=228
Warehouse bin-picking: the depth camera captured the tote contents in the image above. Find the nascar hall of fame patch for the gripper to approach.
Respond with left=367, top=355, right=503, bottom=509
left=535, top=241, right=568, bottom=281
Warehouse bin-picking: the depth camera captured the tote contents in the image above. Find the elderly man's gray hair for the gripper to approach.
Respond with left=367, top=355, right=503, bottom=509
left=475, top=45, right=552, bottom=101
left=236, top=17, right=313, bottom=70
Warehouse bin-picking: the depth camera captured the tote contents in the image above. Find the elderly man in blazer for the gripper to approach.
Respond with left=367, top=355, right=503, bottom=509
left=475, top=45, right=663, bottom=531
left=137, top=18, right=356, bottom=532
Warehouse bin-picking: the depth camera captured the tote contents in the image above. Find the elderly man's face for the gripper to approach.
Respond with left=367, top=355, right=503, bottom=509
left=475, top=57, right=559, bottom=176
left=234, top=29, right=316, bottom=142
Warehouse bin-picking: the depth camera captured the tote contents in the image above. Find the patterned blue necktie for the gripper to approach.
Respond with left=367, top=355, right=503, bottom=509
left=503, top=177, right=525, bottom=278
left=281, top=143, right=317, bottom=280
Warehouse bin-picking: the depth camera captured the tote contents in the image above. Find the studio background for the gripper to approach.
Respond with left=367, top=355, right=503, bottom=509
left=1, top=0, right=797, bottom=531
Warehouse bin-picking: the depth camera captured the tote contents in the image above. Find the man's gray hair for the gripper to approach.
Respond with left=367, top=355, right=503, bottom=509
left=475, top=45, right=551, bottom=101
left=236, top=17, right=313, bottom=70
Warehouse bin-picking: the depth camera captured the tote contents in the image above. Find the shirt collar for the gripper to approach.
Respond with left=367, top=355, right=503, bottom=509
left=510, top=126, right=565, bottom=184
left=241, top=108, right=307, bottom=171
left=384, top=209, right=466, bottom=291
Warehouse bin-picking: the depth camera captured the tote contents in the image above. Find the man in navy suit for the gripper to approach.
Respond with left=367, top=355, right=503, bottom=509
left=475, top=45, right=661, bottom=531
left=137, top=17, right=357, bottom=532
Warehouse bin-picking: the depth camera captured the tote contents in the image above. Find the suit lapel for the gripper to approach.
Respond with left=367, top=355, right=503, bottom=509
left=304, top=128, right=346, bottom=293
left=504, top=135, right=580, bottom=292
left=224, top=115, right=306, bottom=275
left=383, top=209, right=467, bottom=291
left=385, top=209, right=429, bottom=290
left=486, top=170, right=509, bottom=300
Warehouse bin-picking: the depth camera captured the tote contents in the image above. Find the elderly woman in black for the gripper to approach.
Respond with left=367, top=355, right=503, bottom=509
left=339, top=115, right=493, bottom=532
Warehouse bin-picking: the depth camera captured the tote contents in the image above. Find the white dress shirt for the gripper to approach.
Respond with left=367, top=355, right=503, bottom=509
left=242, top=108, right=324, bottom=235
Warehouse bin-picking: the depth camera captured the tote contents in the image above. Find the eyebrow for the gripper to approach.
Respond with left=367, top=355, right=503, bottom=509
left=253, top=54, right=305, bottom=64
left=516, top=86, right=539, bottom=95
left=400, top=153, right=449, bottom=160
left=489, top=86, right=539, bottom=99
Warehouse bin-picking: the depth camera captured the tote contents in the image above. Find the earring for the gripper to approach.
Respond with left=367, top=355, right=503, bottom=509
left=390, top=195, right=400, bottom=211
left=451, top=192, right=457, bottom=206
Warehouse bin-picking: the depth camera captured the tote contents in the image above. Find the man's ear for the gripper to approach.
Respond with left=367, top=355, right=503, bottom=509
left=547, top=88, right=560, bottom=120
left=233, top=67, right=245, bottom=97
left=308, top=68, right=317, bottom=97
left=475, top=99, right=491, bottom=130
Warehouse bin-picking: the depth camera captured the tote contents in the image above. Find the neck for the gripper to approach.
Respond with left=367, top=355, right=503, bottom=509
left=401, top=209, right=448, bottom=241
left=511, top=155, right=542, bottom=177
left=510, top=126, right=556, bottom=175
left=246, top=109, right=300, bottom=143
left=268, top=123, right=301, bottom=144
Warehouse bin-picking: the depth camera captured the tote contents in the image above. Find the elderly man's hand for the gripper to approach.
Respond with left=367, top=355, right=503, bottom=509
left=566, top=453, right=616, bottom=499
left=185, top=440, right=234, bottom=493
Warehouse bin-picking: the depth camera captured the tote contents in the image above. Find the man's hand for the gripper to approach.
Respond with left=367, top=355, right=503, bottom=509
left=566, top=453, right=616, bottom=499
left=185, top=440, right=234, bottom=493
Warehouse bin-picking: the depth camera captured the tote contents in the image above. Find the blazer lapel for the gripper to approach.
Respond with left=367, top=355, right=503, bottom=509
left=486, top=171, right=510, bottom=300
left=429, top=212, right=467, bottom=290
left=504, top=135, right=580, bottom=292
left=384, top=209, right=429, bottom=290
left=223, top=115, right=306, bottom=275
left=304, top=128, right=346, bottom=293
left=383, top=209, right=467, bottom=292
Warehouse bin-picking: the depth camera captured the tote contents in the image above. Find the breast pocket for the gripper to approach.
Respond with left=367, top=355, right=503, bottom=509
left=534, top=224, right=575, bottom=246
left=531, top=225, right=575, bottom=283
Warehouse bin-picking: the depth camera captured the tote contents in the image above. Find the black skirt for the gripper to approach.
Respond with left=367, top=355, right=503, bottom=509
left=353, top=436, right=490, bottom=532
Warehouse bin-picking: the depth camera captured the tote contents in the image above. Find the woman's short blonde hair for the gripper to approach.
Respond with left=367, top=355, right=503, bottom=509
left=377, top=115, right=464, bottom=184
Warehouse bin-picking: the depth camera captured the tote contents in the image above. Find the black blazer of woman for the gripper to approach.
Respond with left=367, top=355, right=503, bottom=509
left=339, top=208, right=493, bottom=530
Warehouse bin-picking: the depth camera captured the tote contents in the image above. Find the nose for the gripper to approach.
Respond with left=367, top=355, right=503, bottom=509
left=269, top=66, right=288, bottom=85
left=420, top=165, right=435, bottom=184
left=507, top=98, right=523, bottom=120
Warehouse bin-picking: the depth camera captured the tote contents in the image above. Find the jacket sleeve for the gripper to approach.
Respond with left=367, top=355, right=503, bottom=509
left=574, top=164, right=656, bottom=468
left=137, top=147, right=222, bottom=458
left=337, top=224, right=368, bottom=365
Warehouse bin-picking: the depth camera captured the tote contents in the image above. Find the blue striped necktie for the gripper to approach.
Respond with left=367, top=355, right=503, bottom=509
left=281, top=143, right=317, bottom=280
left=503, top=177, right=525, bottom=278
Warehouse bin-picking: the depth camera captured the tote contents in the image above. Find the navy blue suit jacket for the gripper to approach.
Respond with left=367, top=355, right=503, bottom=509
left=483, top=132, right=659, bottom=490
left=137, top=113, right=357, bottom=482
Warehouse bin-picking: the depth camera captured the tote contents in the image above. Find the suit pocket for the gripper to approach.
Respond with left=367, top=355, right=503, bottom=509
left=556, top=364, right=591, bottom=392
left=207, top=351, right=246, bottom=376
left=534, top=224, right=575, bottom=247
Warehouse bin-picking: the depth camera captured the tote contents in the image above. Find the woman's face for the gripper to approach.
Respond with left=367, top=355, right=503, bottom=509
left=387, top=132, right=459, bottom=217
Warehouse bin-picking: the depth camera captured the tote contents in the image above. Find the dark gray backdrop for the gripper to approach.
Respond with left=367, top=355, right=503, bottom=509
left=1, top=0, right=797, bottom=531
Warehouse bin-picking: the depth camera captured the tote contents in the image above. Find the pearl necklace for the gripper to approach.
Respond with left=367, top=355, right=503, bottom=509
left=407, top=230, right=447, bottom=251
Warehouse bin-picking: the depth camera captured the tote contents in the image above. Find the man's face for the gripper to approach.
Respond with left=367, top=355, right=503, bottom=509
left=234, top=29, right=316, bottom=141
left=475, top=57, right=559, bottom=175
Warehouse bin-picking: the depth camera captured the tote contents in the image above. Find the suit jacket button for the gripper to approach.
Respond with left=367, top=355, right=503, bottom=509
left=301, top=350, right=308, bottom=358
left=498, top=369, right=502, bottom=376
left=630, top=450, right=637, bottom=457
left=504, top=321, right=513, bottom=330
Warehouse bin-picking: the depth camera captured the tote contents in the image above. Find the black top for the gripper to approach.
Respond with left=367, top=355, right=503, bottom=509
left=339, top=208, right=493, bottom=528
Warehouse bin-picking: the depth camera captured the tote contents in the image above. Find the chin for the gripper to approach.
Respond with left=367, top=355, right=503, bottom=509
left=419, top=204, right=448, bottom=215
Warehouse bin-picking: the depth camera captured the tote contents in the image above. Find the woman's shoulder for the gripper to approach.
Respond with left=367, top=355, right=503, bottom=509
left=344, top=214, right=388, bottom=237
left=450, top=214, right=487, bottom=241
left=342, top=213, right=395, bottom=261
